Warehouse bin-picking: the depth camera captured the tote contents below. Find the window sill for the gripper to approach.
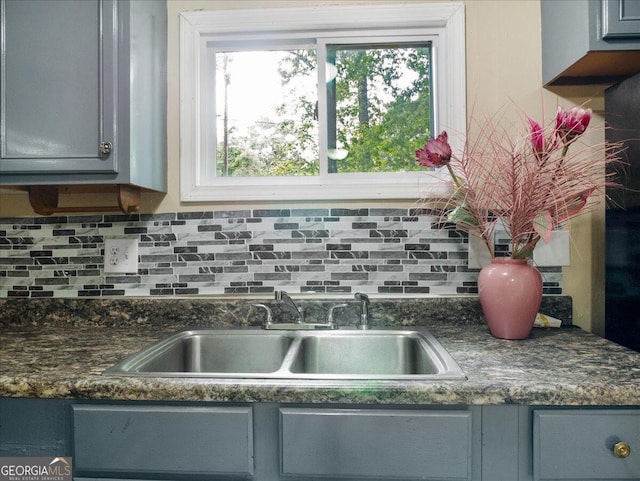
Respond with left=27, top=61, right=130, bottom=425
left=181, top=172, right=453, bottom=202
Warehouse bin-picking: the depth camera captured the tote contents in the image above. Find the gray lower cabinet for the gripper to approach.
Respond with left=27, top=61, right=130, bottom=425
left=71, top=404, right=480, bottom=481
left=533, top=410, right=640, bottom=481
left=1, top=399, right=639, bottom=481
left=72, top=405, right=254, bottom=478
left=0, top=0, right=166, bottom=191
left=0, top=398, right=70, bottom=457
left=280, top=408, right=476, bottom=480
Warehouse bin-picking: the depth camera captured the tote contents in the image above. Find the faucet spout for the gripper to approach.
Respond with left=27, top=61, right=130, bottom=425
left=354, top=292, right=370, bottom=329
left=274, top=290, right=304, bottom=323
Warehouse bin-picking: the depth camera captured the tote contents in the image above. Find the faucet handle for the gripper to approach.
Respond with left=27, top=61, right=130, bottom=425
left=252, top=303, right=274, bottom=329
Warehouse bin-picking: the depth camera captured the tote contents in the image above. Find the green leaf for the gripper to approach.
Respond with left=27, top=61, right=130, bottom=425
left=447, top=204, right=477, bottom=226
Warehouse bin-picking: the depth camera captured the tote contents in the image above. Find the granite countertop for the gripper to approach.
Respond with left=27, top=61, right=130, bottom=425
left=1, top=298, right=639, bottom=406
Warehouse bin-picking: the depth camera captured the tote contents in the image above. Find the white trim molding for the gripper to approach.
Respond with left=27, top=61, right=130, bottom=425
left=180, top=3, right=465, bottom=202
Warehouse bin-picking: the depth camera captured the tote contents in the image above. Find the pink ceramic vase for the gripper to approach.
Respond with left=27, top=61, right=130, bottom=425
left=478, top=258, right=543, bottom=340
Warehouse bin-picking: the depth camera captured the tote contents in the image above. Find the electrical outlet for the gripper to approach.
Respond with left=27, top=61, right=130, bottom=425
left=468, top=232, right=493, bottom=269
left=533, top=230, right=570, bottom=267
left=104, top=238, right=139, bottom=273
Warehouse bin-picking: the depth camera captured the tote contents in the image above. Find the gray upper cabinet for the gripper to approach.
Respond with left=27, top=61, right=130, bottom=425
left=603, top=0, right=640, bottom=39
left=0, top=0, right=166, bottom=191
left=542, top=0, right=640, bottom=86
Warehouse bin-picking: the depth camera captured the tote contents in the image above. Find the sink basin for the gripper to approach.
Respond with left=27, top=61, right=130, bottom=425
left=105, top=328, right=465, bottom=381
left=108, top=331, right=294, bottom=374
left=289, top=332, right=440, bottom=376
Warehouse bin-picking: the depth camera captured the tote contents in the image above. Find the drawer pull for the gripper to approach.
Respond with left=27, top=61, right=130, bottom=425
left=614, top=441, right=631, bottom=459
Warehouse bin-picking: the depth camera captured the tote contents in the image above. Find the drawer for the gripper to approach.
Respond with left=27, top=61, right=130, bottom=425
left=73, top=405, right=253, bottom=476
left=280, top=408, right=472, bottom=480
left=534, top=410, right=640, bottom=480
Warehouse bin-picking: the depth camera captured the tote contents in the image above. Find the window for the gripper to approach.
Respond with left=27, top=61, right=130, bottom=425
left=180, top=3, right=465, bottom=201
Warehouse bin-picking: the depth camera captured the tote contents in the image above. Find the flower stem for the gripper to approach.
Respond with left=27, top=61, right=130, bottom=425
left=446, top=164, right=464, bottom=190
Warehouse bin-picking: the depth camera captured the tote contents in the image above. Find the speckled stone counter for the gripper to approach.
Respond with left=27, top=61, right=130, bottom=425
left=1, top=297, right=639, bottom=406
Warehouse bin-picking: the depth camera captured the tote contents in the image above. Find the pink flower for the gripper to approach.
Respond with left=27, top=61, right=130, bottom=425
left=416, top=131, right=452, bottom=168
left=555, top=106, right=591, bottom=143
left=526, top=117, right=545, bottom=155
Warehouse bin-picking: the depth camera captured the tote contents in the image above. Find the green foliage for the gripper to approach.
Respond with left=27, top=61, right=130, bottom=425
left=218, top=119, right=318, bottom=177
left=217, top=44, right=432, bottom=176
left=332, top=46, right=432, bottom=173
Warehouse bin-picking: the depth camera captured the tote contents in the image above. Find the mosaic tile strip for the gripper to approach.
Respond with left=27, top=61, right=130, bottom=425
left=0, top=208, right=563, bottom=298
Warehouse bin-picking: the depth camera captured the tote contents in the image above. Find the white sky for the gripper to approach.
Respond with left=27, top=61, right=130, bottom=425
left=216, top=50, right=315, bottom=135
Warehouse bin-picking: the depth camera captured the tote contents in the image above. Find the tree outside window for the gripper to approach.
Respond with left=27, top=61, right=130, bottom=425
left=214, top=43, right=432, bottom=178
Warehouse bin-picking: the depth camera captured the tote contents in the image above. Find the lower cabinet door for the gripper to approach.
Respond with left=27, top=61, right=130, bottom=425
left=72, top=405, right=253, bottom=477
left=533, top=410, right=640, bottom=480
left=280, top=408, right=472, bottom=480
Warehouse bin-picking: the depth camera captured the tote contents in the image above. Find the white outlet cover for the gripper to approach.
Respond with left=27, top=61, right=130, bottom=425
left=104, top=238, right=139, bottom=274
left=533, top=230, right=571, bottom=267
left=467, top=228, right=570, bottom=268
left=468, top=233, right=493, bottom=269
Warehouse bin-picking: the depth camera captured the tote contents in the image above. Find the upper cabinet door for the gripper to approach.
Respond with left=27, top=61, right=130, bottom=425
left=603, top=0, right=640, bottom=39
left=542, top=0, right=640, bottom=85
left=0, top=0, right=117, bottom=174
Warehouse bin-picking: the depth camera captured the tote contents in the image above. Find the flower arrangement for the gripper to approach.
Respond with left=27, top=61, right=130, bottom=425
left=415, top=106, right=623, bottom=260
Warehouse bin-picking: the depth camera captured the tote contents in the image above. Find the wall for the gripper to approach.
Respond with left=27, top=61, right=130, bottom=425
left=0, top=1, right=605, bottom=331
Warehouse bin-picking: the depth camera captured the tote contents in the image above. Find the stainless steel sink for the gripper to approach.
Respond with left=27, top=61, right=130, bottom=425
left=108, top=331, right=294, bottom=375
left=104, top=328, right=465, bottom=381
left=289, top=332, right=440, bottom=376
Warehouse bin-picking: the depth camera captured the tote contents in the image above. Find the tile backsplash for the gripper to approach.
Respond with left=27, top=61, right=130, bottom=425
left=0, top=208, right=563, bottom=298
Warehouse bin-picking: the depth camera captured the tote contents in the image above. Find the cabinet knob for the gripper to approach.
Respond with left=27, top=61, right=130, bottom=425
left=99, top=141, right=113, bottom=155
left=614, top=441, right=631, bottom=459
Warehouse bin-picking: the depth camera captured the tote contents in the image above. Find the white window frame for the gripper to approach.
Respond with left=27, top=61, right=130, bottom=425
left=180, top=3, right=465, bottom=202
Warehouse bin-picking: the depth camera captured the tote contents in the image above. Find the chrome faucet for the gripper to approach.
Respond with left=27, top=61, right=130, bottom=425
left=253, top=291, right=344, bottom=330
left=354, top=292, right=370, bottom=329
left=274, top=290, right=304, bottom=323
left=254, top=291, right=369, bottom=330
